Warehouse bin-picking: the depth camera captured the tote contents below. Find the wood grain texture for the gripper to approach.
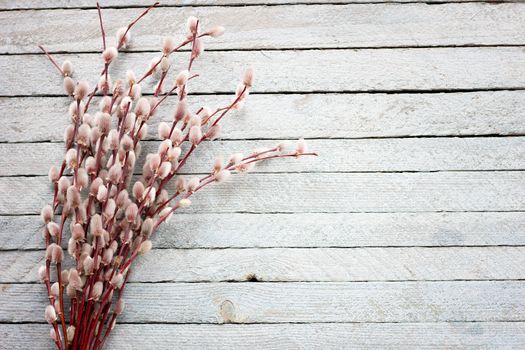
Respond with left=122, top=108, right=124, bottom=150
left=1, top=281, right=524, bottom=323
left=2, top=172, right=525, bottom=215
left=2, top=3, right=525, bottom=53
left=3, top=91, right=525, bottom=143
left=3, top=322, right=525, bottom=350
left=3, top=48, right=525, bottom=96
left=1, top=0, right=525, bottom=347
left=3, top=137, right=525, bottom=176
left=2, top=247, right=524, bottom=283
left=2, top=212, right=525, bottom=250
left=0, top=0, right=502, bottom=10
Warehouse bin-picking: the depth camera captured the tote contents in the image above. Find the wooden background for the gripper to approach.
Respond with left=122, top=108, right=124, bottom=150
left=1, top=0, right=525, bottom=348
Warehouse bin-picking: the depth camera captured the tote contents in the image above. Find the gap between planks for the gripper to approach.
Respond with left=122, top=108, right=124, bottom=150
left=0, top=1, right=521, bottom=11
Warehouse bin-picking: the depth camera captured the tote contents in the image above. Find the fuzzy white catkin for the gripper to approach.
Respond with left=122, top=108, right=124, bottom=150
left=139, top=240, right=153, bottom=255
left=159, top=207, right=173, bottom=222
left=175, top=70, right=190, bottom=87
left=215, top=169, right=231, bottom=183
left=111, top=273, right=124, bottom=289
left=64, top=77, right=75, bottom=95
left=77, top=168, right=89, bottom=189
left=50, top=282, right=60, bottom=298
left=116, top=27, right=130, bottom=47
left=69, top=269, right=82, bottom=290
left=91, top=281, right=103, bottom=300
left=189, top=126, right=202, bottom=145
left=179, top=198, right=191, bottom=208
left=135, top=97, right=151, bottom=117
left=187, top=177, right=200, bottom=192
left=243, top=68, right=254, bottom=87
left=163, top=36, right=175, bottom=55
left=38, top=265, right=47, bottom=282
left=102, top=47, right=118, bottom=63
left=62, top=60, right=73, bottom=77
left=173, top=100, right=187, bottom=122
left=47, top=222, right=59, bottom=237
left=96, top=185, right=108, bottom=202
left=52, top=245, right=64, bottom=263
left=158, top=139, right=172, bottom=155
left=171, top=128, right=183, bottom=145
left=187, top=16, right=198, bottom=33
left=208, top=25, right=225, bottom=38
left=50, top=328, right=58, bottom=342
left=48, top=166, right=60, bottom=183
left=74, top=81, right=90, bottom=101
left=296, top=138, right=307, bottom=154
left=168, top=147, right=181, bottom=161
left=207, top=124, right=221, bottom=140
left=67, top=326, right=76, bottom=343
left=149, top=154, right=161, bottom=172
left=158, top=162, right=172, bottom=179
left=115, top=299, right=125, bottom=315
left=133, top=181, right=145, bottom=199
left=45, top=305, right=57, bottom=324
left=126, top=203, right=139, bottom=222
left=83, top=256, right=94, bottom=275
left=41, top=205, right=53, bottom=224
left=158, top=122, right=171, bottom=139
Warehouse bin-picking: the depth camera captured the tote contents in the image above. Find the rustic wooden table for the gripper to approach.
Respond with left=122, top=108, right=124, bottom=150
left=1, top=0, right=525, bottom=348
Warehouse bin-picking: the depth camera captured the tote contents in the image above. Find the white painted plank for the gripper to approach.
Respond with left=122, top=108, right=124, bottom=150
left=3, top=137, right=525, bottom=176
left=4, top=322, right=525, bottom=350
left=0, top=0, right=494, bottom=10
left=2, top=247, right=524, bottom=283
left=3, top=91, right=525, bottom=143
left=3, top=48, right=525, bottom=95
left=2, top=212, right=525, bottom=250
left=2, top=4, right=525, bottom=53
left=1, top=281, right=524, bottom=322
left=2, top=172, right=525, bottom=215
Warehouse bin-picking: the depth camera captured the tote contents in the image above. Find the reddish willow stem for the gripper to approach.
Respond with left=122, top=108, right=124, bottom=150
left=118, top=2, right=159, bottom=49
left=96, top=2, right=106, bottom=50
left=38, top=45, right=64, bottom=76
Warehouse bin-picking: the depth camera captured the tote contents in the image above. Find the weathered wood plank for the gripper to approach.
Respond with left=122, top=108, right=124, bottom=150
left=4, top=322, right=525, bottom=350
left=4, top=137, right=525, bottom=176
left=2, top=172, right=525, bottom=215
left=0, top=0, right=499, bottom=10
left=3, top=48, right=525, bottom=96
left=2, top=212, right=525, bottom=250
left=3, top=91, right=525, bottom=143
left=2, top=247, right=524, bottom=283
left=2, top=3, right=525, bottom=53
left=2, top=281, right=524, bottom=322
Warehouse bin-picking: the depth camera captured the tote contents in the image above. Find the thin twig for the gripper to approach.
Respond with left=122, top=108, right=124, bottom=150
left=38, top=45, right=64, bottom=76
left=96, top=2, right=107, bottom=50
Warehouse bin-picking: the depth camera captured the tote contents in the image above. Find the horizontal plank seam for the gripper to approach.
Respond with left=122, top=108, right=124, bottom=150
left=5, top=210, right=525, bottom=216
left=4, top=245, right=525, bottom=252
left=5, top=169, right=525, bottom=180
left=3, top=134, right=525, bottom=145
left=0, top=1, right=521, bottom=12
left=4, top=87, right=525, bottom=98
left=4, top=320, right=525, bottom=325
left=4, top=279, right=525, bottom=285
left=5, top=44, right=525, bottom=56
left=5, top=210, right=525, bottom=218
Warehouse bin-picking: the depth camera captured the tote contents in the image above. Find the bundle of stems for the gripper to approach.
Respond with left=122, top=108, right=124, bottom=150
left=37, top=3, right=317, bottom=349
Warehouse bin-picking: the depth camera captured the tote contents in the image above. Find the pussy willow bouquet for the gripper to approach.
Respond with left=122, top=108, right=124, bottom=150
left=37, top=2, right=316, bottom=350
